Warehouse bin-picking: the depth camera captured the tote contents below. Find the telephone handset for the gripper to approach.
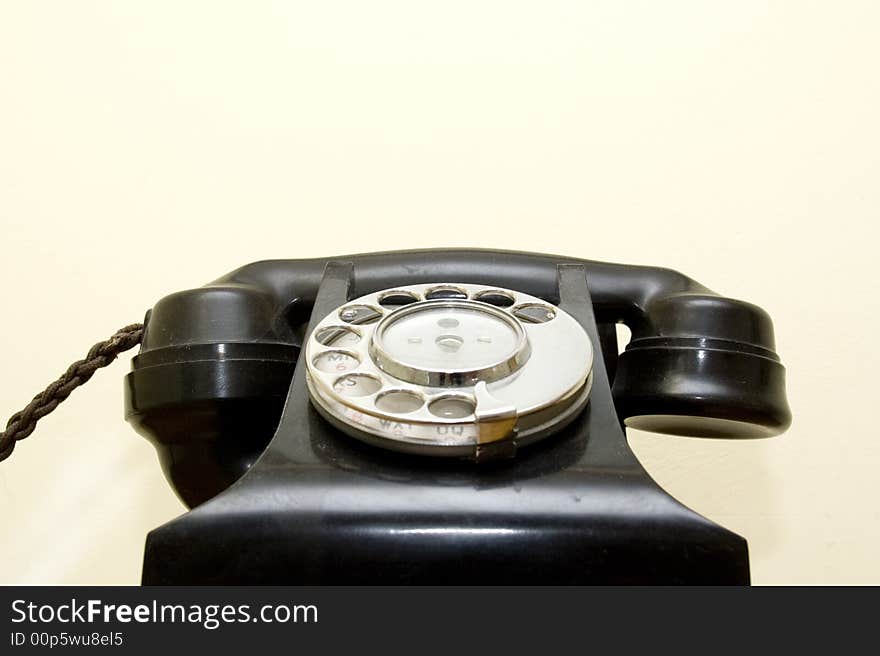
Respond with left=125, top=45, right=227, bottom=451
left=121, top=250, right=789, bottom=583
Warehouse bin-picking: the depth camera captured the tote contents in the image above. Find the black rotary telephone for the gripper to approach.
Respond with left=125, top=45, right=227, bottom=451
left=7, top=249, right=793, bottom=584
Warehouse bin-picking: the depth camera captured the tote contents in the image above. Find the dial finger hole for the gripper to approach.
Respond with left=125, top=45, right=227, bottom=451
left=512, top=303, right=556, bottom=324
left=379, top=290, right=420, bottom=308
left=339, top=304, right=383, bottom=325
left=428, top=395, right=476, bottom=419
left=375, top=390, right=424, bottom=414
left=313, top=350, right=360, bottom=373
left=473, top=290, right=515, bottom=307
left=425, top=285, right=468, bottom=300
left=314, top=325, right=361, bottom=346
left=333, top=373, right=381, bottom=397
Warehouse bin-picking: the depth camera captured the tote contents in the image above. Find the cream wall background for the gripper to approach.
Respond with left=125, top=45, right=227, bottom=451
left=0, top=2, right=877, bottom=584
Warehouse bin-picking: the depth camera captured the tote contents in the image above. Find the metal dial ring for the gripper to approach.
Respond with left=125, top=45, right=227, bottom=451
left=305, top=283, right=593, bottom=460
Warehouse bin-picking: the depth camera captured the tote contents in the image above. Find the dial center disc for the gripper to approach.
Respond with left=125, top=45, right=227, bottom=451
left=370, top=300, right=530, bottom=386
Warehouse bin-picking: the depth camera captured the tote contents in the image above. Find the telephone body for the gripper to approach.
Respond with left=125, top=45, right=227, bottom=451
left=125, top=250, right=791, bottom=584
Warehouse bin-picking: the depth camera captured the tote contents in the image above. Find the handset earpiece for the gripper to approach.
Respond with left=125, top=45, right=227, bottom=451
left=612, top=292, right=791, bottom=438
left=124, top=284, right=300, bottom=507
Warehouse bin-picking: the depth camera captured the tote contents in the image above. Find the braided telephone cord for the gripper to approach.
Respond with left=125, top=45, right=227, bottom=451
left=0, top=323, right=144, bottom=463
